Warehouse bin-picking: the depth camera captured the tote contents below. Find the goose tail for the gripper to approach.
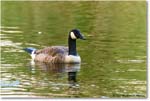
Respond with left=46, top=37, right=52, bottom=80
left=23, top=47, right=36, bottom=54
left=24, top=47, right=36, bottom=60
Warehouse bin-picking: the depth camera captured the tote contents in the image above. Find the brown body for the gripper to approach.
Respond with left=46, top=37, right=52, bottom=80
left=34, top=46, right=68, bottom=63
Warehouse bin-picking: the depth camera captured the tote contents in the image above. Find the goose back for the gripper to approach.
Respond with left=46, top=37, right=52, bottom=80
left=34, top=46, right=68, bottom=63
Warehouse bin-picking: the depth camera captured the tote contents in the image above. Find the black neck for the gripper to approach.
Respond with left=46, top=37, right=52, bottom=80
left=68, top=37, right=77, bottom=56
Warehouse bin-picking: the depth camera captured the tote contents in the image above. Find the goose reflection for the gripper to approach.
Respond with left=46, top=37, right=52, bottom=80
left=66, top=64, right=80, bottom=88
left=29, top=61, right=80, bottom=88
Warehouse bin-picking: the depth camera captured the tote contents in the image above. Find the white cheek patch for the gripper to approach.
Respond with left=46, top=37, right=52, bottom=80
left=70, top=32, right=77, bottom=39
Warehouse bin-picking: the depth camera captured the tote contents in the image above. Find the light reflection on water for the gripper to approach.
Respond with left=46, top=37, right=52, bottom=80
left=1, top=60, right=81, bottom=98
left=30, top=62, right=80, bottom=89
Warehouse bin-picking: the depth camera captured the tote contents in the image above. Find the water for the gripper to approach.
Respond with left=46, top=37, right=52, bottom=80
left=1, top=1, right=147, bottom=98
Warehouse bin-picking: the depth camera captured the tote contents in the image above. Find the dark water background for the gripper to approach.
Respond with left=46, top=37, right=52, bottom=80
left=1, top=1, right=147, bottom=98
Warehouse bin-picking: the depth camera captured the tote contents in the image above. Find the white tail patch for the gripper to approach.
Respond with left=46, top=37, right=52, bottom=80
left=31, top=50, right=36, bottom=60
left=70, top=32, right=77, bottom=39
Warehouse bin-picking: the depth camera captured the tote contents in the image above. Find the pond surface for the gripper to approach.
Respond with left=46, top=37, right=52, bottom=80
left=1, top=1, right=147, bottom=98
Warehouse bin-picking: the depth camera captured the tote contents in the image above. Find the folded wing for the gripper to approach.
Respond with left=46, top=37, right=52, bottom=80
left=35, top=46, right=68, bottom=63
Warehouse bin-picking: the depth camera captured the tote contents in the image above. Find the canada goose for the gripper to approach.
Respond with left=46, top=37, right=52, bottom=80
left=24, top=29, right=85, bottom=63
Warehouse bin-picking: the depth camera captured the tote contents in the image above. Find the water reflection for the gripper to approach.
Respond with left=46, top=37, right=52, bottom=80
left=29, top=61, right=80, bottom=94
left=30, top=61, right=80, bottom=73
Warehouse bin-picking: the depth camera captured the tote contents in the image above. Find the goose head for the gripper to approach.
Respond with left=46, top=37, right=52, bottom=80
left=69, top=29, right=85, bottom=40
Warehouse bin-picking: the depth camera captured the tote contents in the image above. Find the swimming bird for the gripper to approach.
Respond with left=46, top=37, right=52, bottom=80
left=24, top=29, right=85, bottom=63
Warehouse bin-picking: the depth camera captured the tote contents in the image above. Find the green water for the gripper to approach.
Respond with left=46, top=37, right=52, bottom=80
left=1, top=1, right=147, bottom=98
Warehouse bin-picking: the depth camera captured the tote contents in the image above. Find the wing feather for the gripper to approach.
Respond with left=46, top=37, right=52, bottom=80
left=34, top=46, right=68, bottom=63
